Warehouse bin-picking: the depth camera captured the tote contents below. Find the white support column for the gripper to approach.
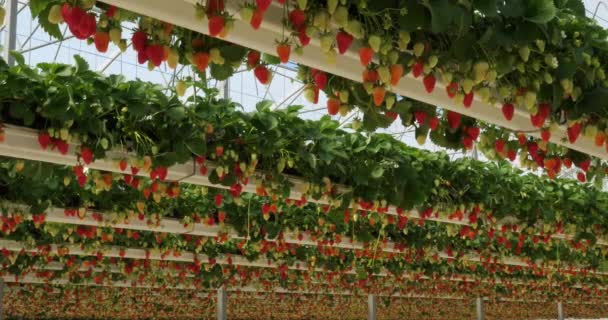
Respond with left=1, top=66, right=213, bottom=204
left=368, top=294, right=377, bottom=320
left=2, top=0, right=18, bottom=66
left=217, top=286, right=227, bottom=320
left=476, top=297, right=484, bottom=320
left=557, top=301, right=564, bottom=320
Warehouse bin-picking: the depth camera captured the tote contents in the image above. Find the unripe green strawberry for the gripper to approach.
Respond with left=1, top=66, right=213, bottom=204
left=333, top=6, right=349, bottom=27
left=82, top=0, right=96, bottom=9
left=338, top=104, right=349, bottom=117
left=544, top=54, right=558, bottom=69
left=475, top=87, right=491, bottom=103
left=320, top=34, right=334, bottom=53
left=524, top=91, right=537, bottom=109
left=305, top=25, right=318, bottom=37
left=398, top=31, right=410, bottom=51
left=176, top=80, right=188, bottom=97
left=413, top=42, right=425, bottom=57
left=294, top=46, right=304, bottom=56
left=536, top=40, right=545, bottom=52
left=462, top=78, right=474, bottom=94
left=572, top=87, right=581, bottom=101
left=59, top=128, right=69, bottom=141
left=377, top=66, right=390, bottom=84
left=416, top=133, right=427, bottom=145
left=518, top=46, right=530, bottom=62
left=297, top=0, right=308, bottom=10
left=560, top=78, right=573, bottom=94
left=303, top=86, right=316, bottom=103
left=427, top=55, right=438, bottom=68
left=531, top=60, right=541, bottom=72
left=486, top=70, right=497, bottom=83
left=210, top=48, right=224, bottom=65
left=327, top=0, right=338, bottom=14
left=100, top=138, right=109, bottom=150
left=345, top=20, right=364, bottom=39
left=441, top=71, right=453, bottom=84
left=118, top=40, right=128, bottom=52
left=385, top=95, right=395, bottom=109
left=109, top=28, right=122, bottom=45
left=584, top=125, right=598, bottom=138
left=48, top=4, right=63, bottom=24
left=240, top=6, right=254, bottom=22
left=351, top=119, right=361, bottom=130
left=362, top=82, right=374, bottom=94
left=314, top=11, right=330, bottom=31
left=543, top=72, right=553, bottom=84
left=339, top=89, right=349, bottom=103
left=388, top=51, right=399, bottom=65
left=473, top=61, right=489, bottom=83
left=325, top=49, right=337, bottom=64
left=597, top=69, right=606, bottom=80
left=368, top=35, right=382, bottom=52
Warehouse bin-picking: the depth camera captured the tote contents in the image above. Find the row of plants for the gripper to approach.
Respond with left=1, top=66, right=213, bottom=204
left=0, top=57, right=607, bottom=243
left=0, top=156, right=606, bottom=274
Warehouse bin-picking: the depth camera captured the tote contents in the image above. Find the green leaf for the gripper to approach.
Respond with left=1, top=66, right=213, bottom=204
left=209, top=63, right=234, bottom=81
left=262, top=53, right=281, bottom=65
left=185, top=138, right=206, bottom=156
left=398, top=0, right=430, bottom=32
left=255, top=100, right=273, bottom=112
left=29, top=0, right=54, bottom=17
left=425, top=0, right=460, bottom=33
left=166, top=106, right=187, bottom=121
left=36, top=4, right=64, bottom=40
left=73, top=55, right=90, bottom=73
left=524, top=0, right=557, bottom=24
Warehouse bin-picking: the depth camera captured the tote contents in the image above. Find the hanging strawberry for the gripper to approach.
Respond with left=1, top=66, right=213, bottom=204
left=447, top=111, right=461, bottom=129
left=463, top=92, right=474, bottom=108
left=313, top=70, right=327, bottom=90
left=336, top=31, right=353, bottom=55
left=276, top=41, right=291, bottom=63
left=247, top=50, right=261, bottom=68
left=254, top=65, right=271, bottom=84
left=327, top=98, right=340, bottom=116
left=250, top=9, right=264, bottom=30
left=372, top=87, right=386, bottom=106
left=359, top=47, right=374, bottom=66
left=390, top=64, right=404, bottom=86
left=132, top=31, right=148, bottom=52
left=255, top=0, right=272, bottom=12
left=289, top=9, right=306, bottom=28
left=501, top=103, right=514, bottom=121
left=194, top=52, right=210, bottom=71
left=208, top=15, right=225, bottom=36
left=423, top=74, right=436, bottom=93
left=411, top=61, right=423, bottom=78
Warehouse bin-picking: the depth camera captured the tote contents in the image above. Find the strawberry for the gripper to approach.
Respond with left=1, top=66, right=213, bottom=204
left=447, top=111, right=461, bottom=129
left=429, top=116, right=439, bottom=131
left=336, top=31, right=354, bottom=55
left=239, top=6, right=254, bottom=22
left=368, top=35, right=382, bottom=53
left=595, top=131, right=606, bottom=147
left=411, top=61, right=423, bottom=78
left=313, top=71, right=327, bottom=90
left=250, top=9, right=264, bottom=30
left=146, top=44, right=165, bottom=67
left=507, top=150, right=516, bottom=161
left=462, top=136, right=473, bottom=150
left=467, top=127, right=480, bottom=140
left=327, top=98, right=340, bottom=115
left=414, top=111, right=427, bottom=125
left=254, top=65, right=271, bottom=85
left=78, top=175, right=87, bottom=187
left=289, top=9, right=306, bottom=28
left=216, top=146, right=224, bottom=157
left=194, top=52, right=210, bottom=71
left=501, top=103, right=514, bottom=121
left=119, top=159, right=128, bottom=171
left=80, top=147, right=93, bottom=165
left=423, top=74, right=436, bottom=93
left=38, top=133, right=51, bottom=149
left=390, top=64, right=404, bottom=86
left=132, top=31, right=147, bottom=52
left=208, top=15, right=225, bottom=36
left=495, top=139, right=505, bottom=153
left=61, top=3, right=73, bottom=25
left=567, top=122, right=582, bottom=143
left=48, top=5, right=64, bottom=24
left=578, top=158, right=591, bottom=172
left=107, top=5, right=117, bottom=18
left=372, top=87, right=386, bottom=106
left=247, top=51, right=261, bottom=68
left=446, top=82, right=458, bottom=98
left=276, top=43, right=291, bottom=63
left=256, top=0, right=272, bottom=12
left=176, top=80, right=188, bottom=97
left=359, top=47, right=374, bottom=67
left=218, top=211, right=226, bottom=223
left=463, top=92, right=474, bottom=108
left=206, top=0, right=225, bottom=15
left=541, top=129, right=551, bottom=142
left=386, top=111, right=398, bottom=121
left=215, top=194, right=223, bottom=207
left=55, top=140, right=69, bottom=155
left=297, top=26, right=311, bottom=46
left=137, top=50, right=148, bottom=65
left=577, top=172, right=586, bottom=183
left=362, top=69, right=379, bottom=83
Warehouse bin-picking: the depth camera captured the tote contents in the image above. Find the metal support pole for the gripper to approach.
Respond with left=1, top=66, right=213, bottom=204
left=368, top=294, right=377, bottom=320
left=557, top=301, right=564, bottom=320
left=476, top=297, right=484, bottom=320
left=217, top=286, right=227, bottom=320
left=2, top=0, right=18, bottom=66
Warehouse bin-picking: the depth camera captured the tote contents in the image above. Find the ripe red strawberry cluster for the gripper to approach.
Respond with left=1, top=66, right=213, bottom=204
left=61, top=3, right=96, bottom=40
left=247, top=51, right=271, bottom=85
left=132, top=31, right=165, bottom=67
left=289, top=9, right=309, bottom=46
left=37, top=132, right=69, bottom=155
left=413, top=111, right=439, bottom=131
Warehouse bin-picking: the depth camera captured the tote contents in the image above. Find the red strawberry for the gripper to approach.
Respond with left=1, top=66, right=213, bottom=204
left=38, top=133, right=51, bottom=149
left=462, top=136, right=473, bottom=150
left=463, top=92, right=474, bottom=108
left=538, top=103, right=551, bottom=118
left=447, top=111, right=461, bottom=129
left=411, top=61, right=423, bottom=78
left=414, top=111, right=427, bottom=125
left=146, top=44, right=165, bottom=67
left=467, top=127, right=480, bottom=140
left=247, top=51, right=261, bottom=68
left=208, top=16, right=225, bottom=36
left=254, top=65, right=271, bottom=84
left=423, top=74, right=436, bottom=93
left=446, top=82, right=458, bottom=98
left=577, top=172, right=586, bottom=182
left=390, top=64, right=404, bottom=86
left=73, top=165, right=84, bottom=177
left=218, top=211, right=226, bottom=223
left=137, top=50, right=148, bottom=64
left=55, top=140, right=69, bottom=155
left=359, top=47, right=374, bottom=67
left=78, top=175, right=87, bottom=187
left=216, top=146, right=224, bottom=157
left=362, top=69, right=379, bottom=83
left=80, top=147, right=93, bottom=165
left=194, top=52, right=210, bottom=71
left=119, top=159, right=128, bottom=171
left=327, top=98, right=340, bottom=116
left=206, top=0, right=225, bottom=15
left=336, top=31, right=354, bottom=55
left=230, top=183, right=243, bottom=197
left=276, top=43, right=291, bottom=63
left=567, top=123, right=582, bottom=143
left=495, top=139, right=505, bottom=153
left=107, top=5, right=117, bottom=18
left=289, top=9, right=306, bottom=27
left=250, top=9, right=264, bottom=30
left=61, top=3, right=74, bottom=25
left=429, top=116, right=439, bottom=131
left=578, top=158, right=591, bottom=172
left=297, top=26, right=311, bottom=46
left=507, top=150, right=516, bottom=161
left=372, top=87, right=386, bottom=106
left=563, top=157, right=572, bottom=168
left=94, top=32, right=110, bottom=53
left=502, top=103, right=514, bottom=121
left=386, top=111, right=398, bottom=121
left=313, top=71, right=328, bottom=90
left=256, top=0, right=272, bottom=12
left=541, top=129, right=551, bottom=142
left=132, top=31, right=148, bottom=52
left=215, top=194, right=223, bottom=207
